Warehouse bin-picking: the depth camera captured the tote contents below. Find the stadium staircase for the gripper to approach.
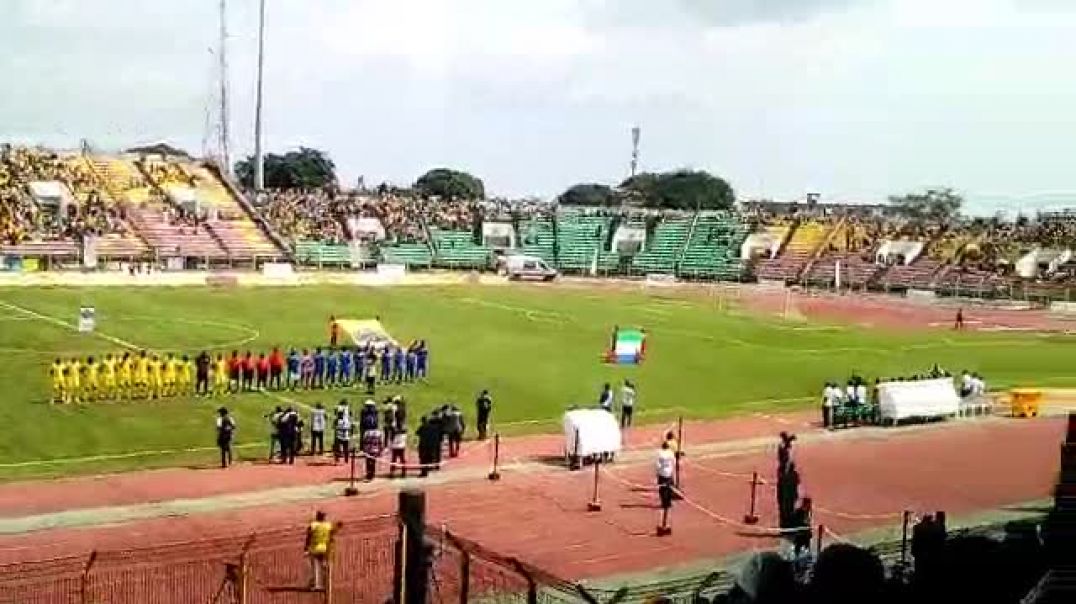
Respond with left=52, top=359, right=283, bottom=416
left=754, top=219, right=830, bottom=283
left=430, top=229, right=492, bottom=270
left=206, top=164, right=293, bottom=260
left=630, top=215, right=691, bottom=274
left=518, top=215, right=557, bottom=264
left=554, top=212, right=618, bottom=274
left=72, top=156, right=148, bottom=258
left=676, top=212, right=749, bottom=281
left=802, top=217, right=883, bottom=288
left=125, top=206, right=227, bottom=259
left=180, top=163, right=282, bottom=262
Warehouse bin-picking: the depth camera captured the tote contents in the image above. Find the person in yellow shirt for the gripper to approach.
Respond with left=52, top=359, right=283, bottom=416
left=162, top=353, right=178, bottom=397
left=178, top=354, right=195, bottom=397
left=84, top=356, right=100, bottom=401
left=148, top=354, right=164, bottom=399
left=67, top=357, right=81, bottom=403
left=135, top=351, right=150, bottom=399
left=213, top=353, right=229, bottom=397
left=305, top=511, right=335, bottom=591
left=101, top=353, right=117, bottom=400
left=117, top=352, right=134, bottom=399
left=49, top=358, right=65, bottom=404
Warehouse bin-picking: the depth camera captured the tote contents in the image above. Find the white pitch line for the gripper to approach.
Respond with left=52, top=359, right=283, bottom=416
left=0, top=299, right=141, bottom=350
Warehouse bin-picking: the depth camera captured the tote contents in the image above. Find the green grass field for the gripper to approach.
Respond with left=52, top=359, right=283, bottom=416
left=0, top=283, right=1073, bottom=481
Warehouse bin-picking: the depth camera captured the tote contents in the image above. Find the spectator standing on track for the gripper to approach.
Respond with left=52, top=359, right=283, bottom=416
left=445, top=404, right=465, bottom=458
left=777, top=462, right=801, bottom=529
left=216, top=407, right=236, bottom=468
left=655, top=440, right=676, bottom=490
left=429, top=408, right=445, bottom=470
left=821, top=382, right=835, bottom=428
left=382, top=397, right=398, bottom=444
left=955, top=307, right=965, bottom=330
left=361, top=424, right=384, bottom=481
left=332, top=411, right=352, bottom=464
left=475, top=389, right=493, bottom=440
left=305, top=511, right=335, bottom=591
left=388, top=427, right=408, bottom=478
left=394, top=396, right=407, bottom=433
left=417, top=416, right=434, bottom=477
left=279, top=407, right=299, bottom=465
left=790, top=497, right=813, bottom=556
left=266, top=405, right=283, bottom=461
left=619, top=380, right=636, bottom=428
left=310, top=403, right=327, bottom=455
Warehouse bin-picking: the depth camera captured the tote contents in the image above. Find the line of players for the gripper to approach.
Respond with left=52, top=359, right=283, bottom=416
left=48, top=341, right=431, bottom=404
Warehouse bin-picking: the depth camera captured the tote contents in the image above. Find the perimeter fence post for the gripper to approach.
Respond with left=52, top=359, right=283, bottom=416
left=80, top=550, right=98, bottom=604
left=458, top=547, right=471, bottom=604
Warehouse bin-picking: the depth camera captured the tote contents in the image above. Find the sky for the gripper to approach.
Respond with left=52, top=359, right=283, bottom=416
left=2, top=0, right=1076, bottom=214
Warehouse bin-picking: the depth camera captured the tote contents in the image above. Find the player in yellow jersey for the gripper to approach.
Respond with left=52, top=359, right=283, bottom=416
left=177, top=354, right=194, bottom=397
left=135, top=351, right=150, bottom=399
left=84, top=356, right=100, bottom=401
left=162, top=353, right=178, bottom=397
left=101, top=353, right=117, bottom=400
left=118, top=352, right=134, bottom=399
left=49, top=358, right=65, bottom=403
left=148, top=354, right=164, bottom=399
left=214, top=353, right=229, bottom=397
left=67, top=357, right=81, bottom=403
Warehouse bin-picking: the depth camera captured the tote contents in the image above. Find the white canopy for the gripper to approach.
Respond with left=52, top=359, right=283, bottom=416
left=563, top=409, right=622, bottom=457
left=877, top=378, right=960, bottom=421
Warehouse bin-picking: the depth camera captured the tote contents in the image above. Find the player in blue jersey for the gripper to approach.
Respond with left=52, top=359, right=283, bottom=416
left=393, top=346, right=406, bottom=384
left=313, top=347, right=326, bottom=389
left=339, top=347, right=353, bottom=387
left=405, top=345, right=418, bottom=382
left=380, top=346, right=392, bottom=384
left=286, top=348, right=300, bottom=390
left=416, top=341, right=429, bottom=379
left=325, top=348, right=338, bottom=388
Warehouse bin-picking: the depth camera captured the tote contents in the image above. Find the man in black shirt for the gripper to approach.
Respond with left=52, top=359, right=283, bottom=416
left=279, top=407, right=299, bottom=465
left=475, top=390, right=493, bottom=440
left=195, top=351, right=211, bottom=396
left=216, top=407, right=236, bottom=468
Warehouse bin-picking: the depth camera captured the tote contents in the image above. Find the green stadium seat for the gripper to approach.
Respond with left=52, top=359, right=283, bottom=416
left=677, top=213, right=749, bottom=281
left=431, top=229, right=492, bottom=270
left=631, top=217, right=691, bottom=274
left=379, top=242, right=433, bottom=268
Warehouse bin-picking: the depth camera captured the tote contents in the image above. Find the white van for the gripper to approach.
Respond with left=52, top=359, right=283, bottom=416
left=504, top=255, right=557, bottom=281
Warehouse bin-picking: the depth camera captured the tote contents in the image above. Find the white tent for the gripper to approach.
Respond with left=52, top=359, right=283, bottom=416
left=563, top=409, right=622, bottom=461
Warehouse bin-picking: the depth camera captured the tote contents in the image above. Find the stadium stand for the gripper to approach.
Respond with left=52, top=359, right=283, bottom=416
left=293, top=240, right=353, bottom=266
left=430, top=228, right=492, bottom=270
left=519, top=214, right=557, bottom=264
left=554, top=211, right=618, bottom=274
left=379, top=241, right=433, bottom=267
left=754, top=219, right=832, bottom=282
left=630, top=215, right=691, bottom=274
left=677, top=212, right=749, bottom=280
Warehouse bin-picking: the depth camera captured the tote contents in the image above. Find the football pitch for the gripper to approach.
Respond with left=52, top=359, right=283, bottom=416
left=0, top=283, right=1072, bottom=481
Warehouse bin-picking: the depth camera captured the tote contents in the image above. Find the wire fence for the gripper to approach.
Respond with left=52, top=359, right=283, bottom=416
left=0, top=515, right=397, bottom=604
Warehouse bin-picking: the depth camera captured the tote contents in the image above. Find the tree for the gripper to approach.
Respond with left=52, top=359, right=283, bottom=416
left=234, top=147, right=336, bottom=190
left=414, top=168, right=485, bottom=200
left=558, top=183, right=616, bottom=207
left=887, top=188, right=963, bottom=224
left=618, top=170, right=735, bottom=210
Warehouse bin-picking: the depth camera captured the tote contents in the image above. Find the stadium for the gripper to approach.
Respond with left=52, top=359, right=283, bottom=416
left=3, top=2, right=1076, bottom=604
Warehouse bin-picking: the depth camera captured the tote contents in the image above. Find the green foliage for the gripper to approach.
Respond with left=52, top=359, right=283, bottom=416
left=558, top=183, right=617, bottom=207
left=619, top=170, right=735, bottom=210
left=415, top=168, right=485, bottom=200
left=887, top=188, right=964, bottom=224
left=234, top=147, right=336, bottom=190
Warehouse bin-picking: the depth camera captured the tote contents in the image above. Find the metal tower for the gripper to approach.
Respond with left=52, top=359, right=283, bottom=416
left=630, top=125, right=641, bottom=177
left=253, top=0, right=267, bottom=190
left=217, top=0, right=231, bottom=175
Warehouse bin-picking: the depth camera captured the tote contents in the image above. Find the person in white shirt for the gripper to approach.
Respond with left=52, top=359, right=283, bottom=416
left=845, top=381, right=858, bottom=405
left=310, top=403, right=327, bottom=456
left=389, top=428, right=408, bottom=478
left=619, top=380, right=636, bottom=428
left=960, top=371, right=973, bottom=397
left=855, top=382, right=868, bottom=406
left=821, top=382, right=835, bottom=428
left=655, top=441, right=676, bottom=489
left=971, top=373, right=986, bottom=397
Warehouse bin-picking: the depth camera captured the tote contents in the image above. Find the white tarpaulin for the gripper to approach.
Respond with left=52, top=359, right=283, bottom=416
left=877, top=378, right=960, bottom=421
left=563, top=409, right=622, bottom=457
